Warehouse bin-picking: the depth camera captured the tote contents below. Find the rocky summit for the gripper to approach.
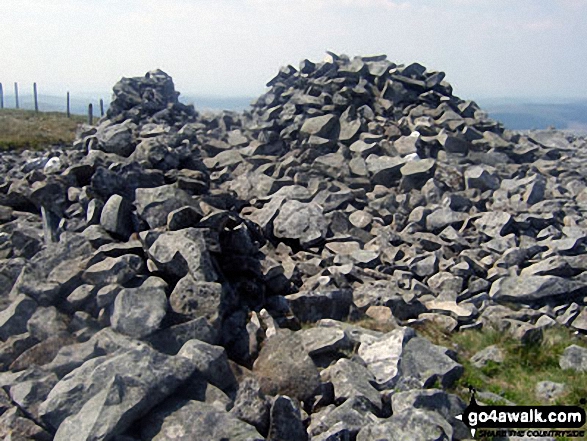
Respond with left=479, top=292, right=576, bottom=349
left=0, top=53, right=586, bottom=440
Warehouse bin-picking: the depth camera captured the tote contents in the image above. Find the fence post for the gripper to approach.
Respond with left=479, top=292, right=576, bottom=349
left=0, top=83, right=3, bottom=109
left=66, top=92, right=70, bottom=118
left=34, top=83, right=39, bottom=112
left=88, top=103, right=93, bottom=125
left=14, top=82, right=19, bottom=109
left=100, top=98, right=104, bottom=117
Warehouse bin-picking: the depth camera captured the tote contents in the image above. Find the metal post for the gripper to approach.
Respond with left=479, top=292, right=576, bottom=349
left=14, top=82, right=19, bottom=109
left=34, top=82, right=39, bottom=112
left=88, top=103, right=93, bottom=125
left=66, top=92, right=70, bottom=118
left=100, top=98, right=104, bottom=117
left=0, top=83, right=3, bottom=109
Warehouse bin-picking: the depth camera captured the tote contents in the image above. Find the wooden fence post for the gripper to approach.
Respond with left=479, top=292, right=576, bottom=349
left=34, top=83, right=39, bottom=112
left=66, top=92, right=70, bottom=118
left=100, top=99, right=104, bottom=117
left=0, top=83, right=3, bottom=109
left=14, top=82, right=19, bottom=109
left=88, top=103, right=93, bottom=125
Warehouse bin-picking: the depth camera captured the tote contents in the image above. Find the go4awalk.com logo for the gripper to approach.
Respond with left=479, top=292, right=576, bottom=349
left=456, top=390, right=587, bottom=438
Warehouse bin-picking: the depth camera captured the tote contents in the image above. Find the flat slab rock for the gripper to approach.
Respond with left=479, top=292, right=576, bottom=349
left=39, top=341, right=196, bottom=440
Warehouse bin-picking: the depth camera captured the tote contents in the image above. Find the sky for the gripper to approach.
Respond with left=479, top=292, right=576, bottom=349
left=1, top=0, right=586, bottom=103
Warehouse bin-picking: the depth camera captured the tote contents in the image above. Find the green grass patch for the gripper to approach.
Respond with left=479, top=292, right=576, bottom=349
left=448, top=326, right=587, bottom=408
left=0, top=108, right=85, bottom=151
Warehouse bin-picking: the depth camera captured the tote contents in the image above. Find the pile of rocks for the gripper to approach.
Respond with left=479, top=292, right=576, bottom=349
left=0, top=53, right=586, bottom=440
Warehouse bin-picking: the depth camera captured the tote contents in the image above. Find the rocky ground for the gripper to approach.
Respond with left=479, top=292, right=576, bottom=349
left=0, top=53, right=586, bottom=440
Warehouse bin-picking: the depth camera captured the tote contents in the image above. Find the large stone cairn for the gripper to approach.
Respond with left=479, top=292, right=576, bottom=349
left=0, top=54, right=586, bottom=440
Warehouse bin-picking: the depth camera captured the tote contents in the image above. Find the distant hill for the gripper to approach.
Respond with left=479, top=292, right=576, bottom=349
left=478, top=98, right=587, bottom=133
left=3, top=92, right=586, bottom=134
left=1, top=93, right=109, bottom=117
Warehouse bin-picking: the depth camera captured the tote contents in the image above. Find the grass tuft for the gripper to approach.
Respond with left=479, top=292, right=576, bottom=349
left=0, top=109, right=85, bottom=151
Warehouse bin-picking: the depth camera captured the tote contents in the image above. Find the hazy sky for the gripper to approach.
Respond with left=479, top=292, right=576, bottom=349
left=1, top=0, right=586, bottom=102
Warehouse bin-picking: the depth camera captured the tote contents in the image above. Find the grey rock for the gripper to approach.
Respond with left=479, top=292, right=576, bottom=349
left=356, top=409, right=453, bottom=441
left=111, top=276, right=168, bottom=338
left=299, top=326, right=352, bottom=359
left=490, top=275, right=585, bottom=303
left=147, top=317, right=219, bottom=354
left=357, top=327, right=416, bottom=389
left=178, top=339, right=237, bottom=393
left=535, top=381, right=566, bottom=401
left=0, top=294, right=38, bottom=341
left=267, top=395, right=307, bottom=441
left=39, top=341, right=197, bottom=439
left=286, top=289, right=352, bottom=323
left=464, top=165, right=500, bottom=191
left=470, top=345, right=505, bottom=368
left=135, top=184, right=194, bottom=229
left=169, top=275, right=227, bottom=324
left=230, top=377, right=270, bottom=436
left=300, top=114, right=338, bottom=139
left=142, top=398, right=263, bottom=441
left=571, top=308, right=587, bottom=332
left=96, top=122, right=135, bottom=157
left=273, top=200, right=328, bottom=247
left=398, top=337, right=464, bottom=389
left=9, top=372, right=59, bottom=421
left=559, top=345, right=587, bottom=372
left=147, top=228, right=217, bottom=280
left=166, top=205, right=203, bottom=230
left=309, top=396, right=377, bottom=438
left=86, top=198, right=104, bottom=225
left=100, top=194, right=134, bottom=239
left=366, top=155, right=406, bottom=186
left=83, top=254, right=144, bottom=286
left=0, top=406, right=52, bottom=441
left=392, top=388, right=465, bottom=422
left=322, top=358, right=382, bottom=413
left=475, top=211, right=513, bottom=238
left=0, top=332, right=39, bottom=370
left=26, top=306, right=68, bottom=341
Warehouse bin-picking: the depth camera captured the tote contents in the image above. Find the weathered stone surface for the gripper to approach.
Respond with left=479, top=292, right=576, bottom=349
left=169, top=275, right=227, bottom=324
left=490, top=276, right=585, bottom=303
left=535, top=381, right=566, bottom=401
left=178, top=339, right=237, bottom=393
left=273, top=200, right=328, bottom=247
left=96, top=121, right=135, bottom=157
left=356, top=409, right=453, bottom=441
left=111, top=276, right=168, bottom=338
left=357, top=327, right=416, bottom=389
left=321, top=358, right=382, bottom=413
left=309, top=396, right=378, bottom=438
left=83, top=254, right=144, bottom=286
left=286, top=289, right=353, bottom=323
left=147, top=228, right=217, bottom=280
left=100, top=194, right=134, bottom=239
left=398, top=337, right=464, bottom=389
left=559, top=345, right=587, bottom=372
left=26, top=306, right=67, bottom=341
left=300, top=114, right=338, bottom=139
left=470, top=345, right=504, bottom=368
left=39, top=342, right=197, bottom=439
left=141, top=398, right=264, bottom=441
left=230, top=377, right=270, bottom=436
left=267, top=395, right=307, bottom=441
left=0, top=294, right=37, bottom=341
left=135, top=185, right=194, bottom=229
